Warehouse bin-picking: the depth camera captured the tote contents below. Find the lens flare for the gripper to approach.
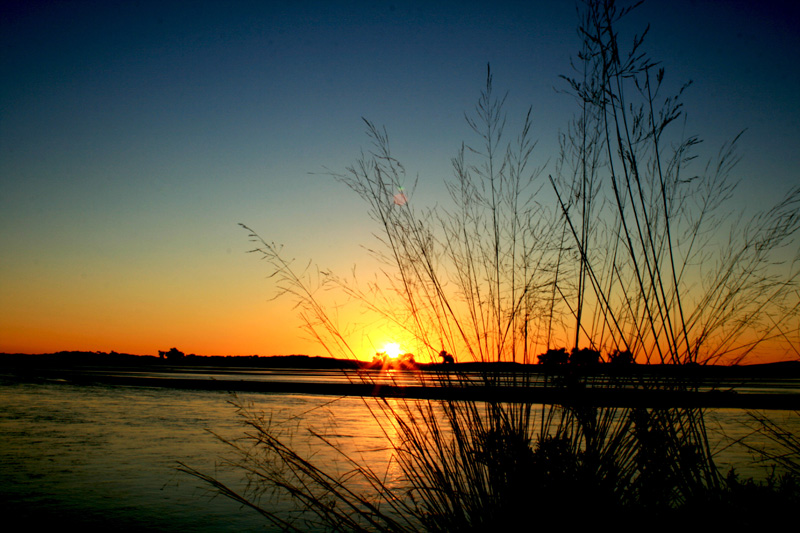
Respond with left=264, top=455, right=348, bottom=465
left=393, top=189, right=407, bottom=206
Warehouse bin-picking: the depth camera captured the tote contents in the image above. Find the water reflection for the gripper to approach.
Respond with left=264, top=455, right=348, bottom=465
left=0, top=375, right=797, bottom=530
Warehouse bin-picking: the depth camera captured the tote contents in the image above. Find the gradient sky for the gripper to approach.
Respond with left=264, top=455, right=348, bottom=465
left=2, top=0, right=798, bottom=360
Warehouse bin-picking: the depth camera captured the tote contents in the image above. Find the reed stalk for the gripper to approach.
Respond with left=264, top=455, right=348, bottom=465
left=182, top=1, right=800, bottom=528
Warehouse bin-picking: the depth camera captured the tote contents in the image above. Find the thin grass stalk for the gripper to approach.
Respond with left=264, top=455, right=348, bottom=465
left=184, top=2, right=800, bottom=529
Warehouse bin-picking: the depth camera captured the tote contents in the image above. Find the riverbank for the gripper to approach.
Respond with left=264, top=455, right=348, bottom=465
left=3, top=350, right=800, bottom=375
left=4, top=357, right=800, bottom=409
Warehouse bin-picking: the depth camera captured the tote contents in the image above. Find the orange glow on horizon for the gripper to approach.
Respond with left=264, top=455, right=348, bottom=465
left=2, top=289, right=796, bottom=366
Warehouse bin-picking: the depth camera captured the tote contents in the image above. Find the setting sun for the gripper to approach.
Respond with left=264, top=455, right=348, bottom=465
left=382, top=342, right=402, bottom=359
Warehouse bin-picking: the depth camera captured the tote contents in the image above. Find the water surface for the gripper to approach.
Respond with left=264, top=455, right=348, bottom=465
left=1, top=371, right=797, bottom=530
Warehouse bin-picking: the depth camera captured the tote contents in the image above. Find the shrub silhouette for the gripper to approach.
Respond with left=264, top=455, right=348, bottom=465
left=158, top=347, right=185, bottom=360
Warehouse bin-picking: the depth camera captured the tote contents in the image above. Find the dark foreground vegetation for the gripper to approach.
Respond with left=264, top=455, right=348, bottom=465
left=203, top=0, right=800, bottom=525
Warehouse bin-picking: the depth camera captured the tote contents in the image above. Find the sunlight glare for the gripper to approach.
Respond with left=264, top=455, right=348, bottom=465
left=382, top=342, right=402, bottom=359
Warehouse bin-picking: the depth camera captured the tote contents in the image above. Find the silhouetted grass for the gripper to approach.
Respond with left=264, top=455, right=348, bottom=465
left=182, top=0, right=799, bottom=529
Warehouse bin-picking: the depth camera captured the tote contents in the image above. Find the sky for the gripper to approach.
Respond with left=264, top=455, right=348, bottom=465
left=2, top=0, right=798, bottom=360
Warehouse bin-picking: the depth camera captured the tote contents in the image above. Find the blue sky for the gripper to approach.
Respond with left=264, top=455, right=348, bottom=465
left=1, top=0, right=798, bottom=357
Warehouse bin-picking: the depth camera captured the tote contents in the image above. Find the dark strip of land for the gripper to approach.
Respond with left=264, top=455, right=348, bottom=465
left=6, top=368, right=799, bottom=410
left=3, top=351, right=800, bottom=376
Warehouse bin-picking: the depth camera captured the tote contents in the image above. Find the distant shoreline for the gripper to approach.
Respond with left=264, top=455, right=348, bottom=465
left=1, top=350, right=799, bottom=377
left=2, top=351, right=799, bottom=410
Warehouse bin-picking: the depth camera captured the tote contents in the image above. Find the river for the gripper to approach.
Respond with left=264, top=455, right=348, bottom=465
left=1, top=369, right=797, bottom=531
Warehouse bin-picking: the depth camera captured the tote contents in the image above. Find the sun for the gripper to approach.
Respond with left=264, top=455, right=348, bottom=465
left=382, top=342, right=402, bottom=359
